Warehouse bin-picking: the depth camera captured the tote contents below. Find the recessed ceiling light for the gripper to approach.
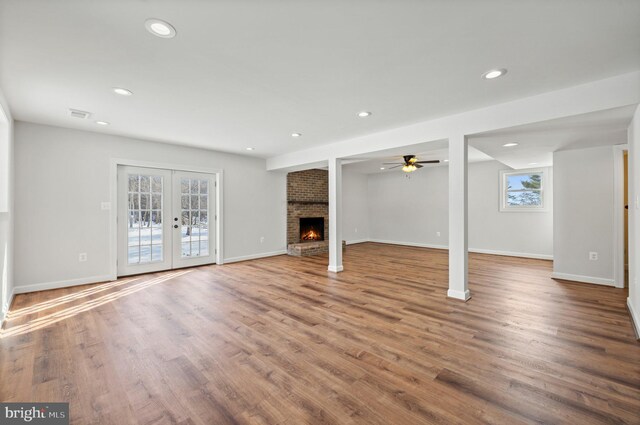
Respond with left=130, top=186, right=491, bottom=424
left=482, top=68, right=507, bottom=80
left=358, top=111, right=371, bottom=117
left=380, top=167, right=385, bottom=170
left=503, top=142, right=518, bottom=147
left=95, top=121, right=110, bottom=126
left=291, top=133, right=302, bottom=138
left=112, top=87, right=133, bottom=96
left=245, top=147, right=255, bottom=151
left=145, top=18, right=177, bottom=38
left=444, top=159, right=449, bottom=162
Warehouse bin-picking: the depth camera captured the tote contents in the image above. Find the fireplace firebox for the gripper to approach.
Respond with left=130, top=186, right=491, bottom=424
left=299, top=217, right=324, bottom=242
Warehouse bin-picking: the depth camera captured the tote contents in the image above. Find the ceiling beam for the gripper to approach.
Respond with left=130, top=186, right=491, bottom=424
left=267, top=71, right=640, bottom=171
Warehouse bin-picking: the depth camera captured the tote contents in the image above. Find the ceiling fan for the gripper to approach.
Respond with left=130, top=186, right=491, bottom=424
left=383, top=155, right=440, bottom=172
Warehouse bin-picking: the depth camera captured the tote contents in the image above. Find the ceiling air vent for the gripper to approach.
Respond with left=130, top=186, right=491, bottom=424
left=69, top=109, right=91, bottom=119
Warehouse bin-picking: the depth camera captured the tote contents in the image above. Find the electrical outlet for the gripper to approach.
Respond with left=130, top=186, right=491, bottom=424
left=589, top=252, right=598, bottom=261
left=260, top=236, right=265, bottom=244
left=436, top=231, right=441, bottom=237
left=101, top=202, right=111, bottom=210
left=79, top=253, right=88, bottom=262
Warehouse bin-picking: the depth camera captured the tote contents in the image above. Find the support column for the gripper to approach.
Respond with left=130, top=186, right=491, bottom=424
left=328, top=157, right=343, bottom=272
left=448, top=134, right=470, bottom=301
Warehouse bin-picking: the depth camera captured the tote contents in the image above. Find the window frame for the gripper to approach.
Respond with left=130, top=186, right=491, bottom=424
left=499, top=168, right=548, bottom=212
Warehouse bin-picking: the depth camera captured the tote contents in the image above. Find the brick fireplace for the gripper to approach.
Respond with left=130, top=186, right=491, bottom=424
left=286, top=169, right=344, bottom=256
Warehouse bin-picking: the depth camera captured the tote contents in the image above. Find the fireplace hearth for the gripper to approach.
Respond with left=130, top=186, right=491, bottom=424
left=299, top=217, right=324, bottom=242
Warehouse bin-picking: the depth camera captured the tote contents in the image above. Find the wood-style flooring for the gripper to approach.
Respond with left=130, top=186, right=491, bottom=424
left=1, top=242, right=639, bottom=424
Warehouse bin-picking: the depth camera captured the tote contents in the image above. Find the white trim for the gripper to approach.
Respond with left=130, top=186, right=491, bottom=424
left=551, top=272, right=615, bottom=287
left=499, top=167, right=549, bottom=212
left=346, top=239, right=369, bottom=245
left=369, top=239, right=552, bottom=260
left=13, top=274, right=114, bottom=295
left=369, top=239, right=448, bottom=250
left=627, top=297, right=640, bottom=340
left=1, top=287, right=14, bottom=325
left=327, top=265, right=344, bottom=273
left=447, top=289, right=471, bottom=301
left=468, top=247, right=553, bottom=260
left=613, top=144, right=629, bottom=289
left=224, top=250, right=286, bottom=264
left=110, top=158, right=224, bottom=276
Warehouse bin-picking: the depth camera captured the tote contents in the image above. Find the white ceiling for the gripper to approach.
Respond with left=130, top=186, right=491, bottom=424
left=344, top=105, right=635, bottom=174
left=342, top=139, right=492, bottom=174
left=1, top=1, right=639, bottom=157
left=468, top=105, right=635, bottom=169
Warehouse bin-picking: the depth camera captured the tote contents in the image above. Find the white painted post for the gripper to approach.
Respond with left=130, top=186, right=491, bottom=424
left=448, top=134, right=470, bottom=301
left=328, top=157, right=343, bottom=272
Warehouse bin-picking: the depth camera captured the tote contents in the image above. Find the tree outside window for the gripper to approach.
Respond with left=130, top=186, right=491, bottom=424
left=500, top=169, right=547, bottom=211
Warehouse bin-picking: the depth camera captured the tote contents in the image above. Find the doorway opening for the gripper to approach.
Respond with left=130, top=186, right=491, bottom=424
left=624, top=150, right=629, bottom=287
left=614, top=145, right=629, bottom=288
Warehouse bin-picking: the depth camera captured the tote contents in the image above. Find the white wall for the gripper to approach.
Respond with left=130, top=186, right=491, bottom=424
left=13, top=122, right=286, bottom=292
left=342, top=169, right=370, bottom=243
left=365, top=160, right=554, bottom=258
left=0, top=89, right=14, bottom=322
left=628, top=105, right=640, bottom=334
left=553, top=146, right=615, bottom=285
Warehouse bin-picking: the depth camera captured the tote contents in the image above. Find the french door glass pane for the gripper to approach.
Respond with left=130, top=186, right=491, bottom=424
left=128, top=173, right=164, bottom=264
left=180, top=177, right=209, bottom=258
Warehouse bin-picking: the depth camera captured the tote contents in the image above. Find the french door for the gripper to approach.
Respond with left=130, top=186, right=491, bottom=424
left=117, top=166, right=216, bottom=276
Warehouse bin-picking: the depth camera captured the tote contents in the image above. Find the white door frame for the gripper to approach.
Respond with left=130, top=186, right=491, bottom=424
left=109, top=158, right=224, bottom=280
left=613, top=144, right=629, bottom=289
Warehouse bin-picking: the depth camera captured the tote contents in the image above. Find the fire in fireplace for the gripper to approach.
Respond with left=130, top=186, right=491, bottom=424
left=299, top=217, right=324, bottom=241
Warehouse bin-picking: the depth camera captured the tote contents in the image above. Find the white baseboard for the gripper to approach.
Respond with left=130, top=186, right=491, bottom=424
left=369, top=239, right=448, bottom=250
left=627, top=297, right=640, bottom=340
left=551, top=272, right=615, bottom=287
left=327, top=265, right=344, bottom=272
left=346, top=239, right=369, bottom=245
left=13, top=274, right=116, bottom=295
left=369, top=239, right=552, bottom=260
left=468, top=248, right=553, bottom=260
left=11, top=251, right=288, bottom=295
left=224, top=250, right=287, bottom=264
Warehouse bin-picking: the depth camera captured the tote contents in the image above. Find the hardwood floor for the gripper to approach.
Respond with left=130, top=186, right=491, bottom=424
left=1, top=242, right=639, bottom=424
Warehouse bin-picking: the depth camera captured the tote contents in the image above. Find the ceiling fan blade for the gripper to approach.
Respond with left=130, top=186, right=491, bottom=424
left=382, top=162, right=402, bottom=165
left=415, top=164, right=424, bottom=168
left=415, top=160, right=440, bottom=164
left=387, top=164, right=403, bottom=169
